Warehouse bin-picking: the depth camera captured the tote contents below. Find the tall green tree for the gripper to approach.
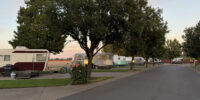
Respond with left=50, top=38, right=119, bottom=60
left=165, top=39, right=182, bottom=60
left=9, top=0, right=66, bottom=54
left=182, top=21, right=200, bottom=60
left=102, top=0, right=149, bottom=70
left=141, top=7, right=168, bottom=67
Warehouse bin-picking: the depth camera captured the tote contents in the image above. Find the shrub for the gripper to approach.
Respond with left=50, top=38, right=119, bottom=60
left=69, top=64, right=88, bottom=85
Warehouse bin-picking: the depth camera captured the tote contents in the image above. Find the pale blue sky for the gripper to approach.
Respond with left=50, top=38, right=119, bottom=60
left=0, top=0, right=200, bottom=57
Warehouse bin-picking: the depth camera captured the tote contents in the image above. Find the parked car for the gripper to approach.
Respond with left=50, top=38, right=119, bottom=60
left=171, top=58, right=183, bottom=64
left=148, top=58, right=162, bottom=64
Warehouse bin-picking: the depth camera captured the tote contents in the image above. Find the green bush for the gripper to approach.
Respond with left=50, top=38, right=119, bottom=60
left=69, top=64, right=88, bottom=85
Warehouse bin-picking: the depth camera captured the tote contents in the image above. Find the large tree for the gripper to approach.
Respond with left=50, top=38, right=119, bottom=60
left=103, top=4, right=168, bottom=69
left=182, top=21, right=200, bottom=60
left=9, top=0, right=66, bottom=54
left=141, top=7, right=168, bottom=67
left=57, top=0, right=127, bottom=78
left=102, top=0, right=148, bottom=70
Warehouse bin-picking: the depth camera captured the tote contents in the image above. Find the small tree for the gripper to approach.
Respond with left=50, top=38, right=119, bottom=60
left=165, top=39, right=182, bottom=60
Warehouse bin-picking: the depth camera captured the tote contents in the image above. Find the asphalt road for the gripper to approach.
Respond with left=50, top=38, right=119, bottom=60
left=59, top=64, right=200, bottom=100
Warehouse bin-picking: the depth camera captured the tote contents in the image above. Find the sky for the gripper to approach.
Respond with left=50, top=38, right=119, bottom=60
left=0, top=0, right=200, bottom=58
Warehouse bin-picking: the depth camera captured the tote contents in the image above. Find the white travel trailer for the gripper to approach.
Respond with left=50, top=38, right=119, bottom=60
left=72, top=53, right=113, bottom=69
left=113, top=55, right=127, bottom=66
left=125, top=57, right=132, bottom=64
left=0, top=46, right=49, bottom=72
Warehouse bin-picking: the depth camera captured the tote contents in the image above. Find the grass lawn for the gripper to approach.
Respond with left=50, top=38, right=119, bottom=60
left=0, top=77, right=112, bottom=89
left=0, top=79, right=70, bottom=89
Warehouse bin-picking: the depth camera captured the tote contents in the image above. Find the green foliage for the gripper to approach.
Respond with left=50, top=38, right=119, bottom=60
left=69, top=65, right=88, bottom=85
left=165, top=39, right=182, bottom=60
left=103, top=44, right=127, bottom=56
left=57, top=0, right=127, bottom=78
left=103, top=3, right=168, bottom=59
left=183, top=21, right=200, bottom=59
left=9, top=0, right=66, bottom=54
left=141, top=7, right=168, bottom=60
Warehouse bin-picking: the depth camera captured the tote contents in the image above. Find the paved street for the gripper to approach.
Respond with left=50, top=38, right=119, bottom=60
left=59, top=64, right=200, bottom=100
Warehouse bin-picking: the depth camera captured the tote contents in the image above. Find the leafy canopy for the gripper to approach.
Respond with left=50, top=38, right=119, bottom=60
left=183, top=21, right=200, bottom=59
left=165, top=39, right=182, bottom=60
left=9, top=0, right=66, bottom=54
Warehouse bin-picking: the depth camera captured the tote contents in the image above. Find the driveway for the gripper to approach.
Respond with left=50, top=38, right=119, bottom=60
left=59, top=64, right=200, bottom=100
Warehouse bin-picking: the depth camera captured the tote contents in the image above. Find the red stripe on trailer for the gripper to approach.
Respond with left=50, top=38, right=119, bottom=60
left=14, top=62, right=45, bottom=71
left=0, top=68, right=4, bottom=72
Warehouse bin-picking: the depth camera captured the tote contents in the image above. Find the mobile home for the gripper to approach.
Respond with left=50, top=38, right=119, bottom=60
left=0, top=46, right=49, bottom=72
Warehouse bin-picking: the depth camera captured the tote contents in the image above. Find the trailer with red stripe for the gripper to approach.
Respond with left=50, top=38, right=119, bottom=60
left=0, top=46, right=49, bottom=72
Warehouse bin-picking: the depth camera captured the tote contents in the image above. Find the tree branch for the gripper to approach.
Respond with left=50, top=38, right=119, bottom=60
left=93, top=44, right=108, bottom=56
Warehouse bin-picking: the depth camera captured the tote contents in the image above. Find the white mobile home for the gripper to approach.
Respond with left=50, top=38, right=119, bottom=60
left=0, top=46, right=49, bottom=72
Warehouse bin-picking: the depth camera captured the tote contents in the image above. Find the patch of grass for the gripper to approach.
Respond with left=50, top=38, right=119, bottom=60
left=92, top=69, right=130, bottom=72
left=89, top=77, right=113, bottom=83
left=0, top=77, right=114, bottom=88
left=0, top=79, right=70, bottom=89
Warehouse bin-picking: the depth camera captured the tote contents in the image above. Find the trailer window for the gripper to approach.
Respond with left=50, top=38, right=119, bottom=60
left=4, top=55, right=10, bottom=61
left=0, top=55, right=4, bottom=61
left=36, top=54, right=47, bottom=61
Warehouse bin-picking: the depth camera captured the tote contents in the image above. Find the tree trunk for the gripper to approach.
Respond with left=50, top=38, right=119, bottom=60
left=130, top=56, right=135, bottom=71
left=145, top=57, right=148, bottom=68
left=194, top=60, right=198, bottom=71
left=153, top=58, right=155, bottom=67
left=86, top=52, right=94, bottom=79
